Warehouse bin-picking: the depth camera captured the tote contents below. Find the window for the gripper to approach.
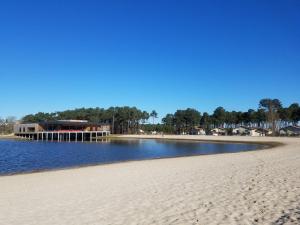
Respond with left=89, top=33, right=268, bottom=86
left=28, top=127, right=35, bottom=132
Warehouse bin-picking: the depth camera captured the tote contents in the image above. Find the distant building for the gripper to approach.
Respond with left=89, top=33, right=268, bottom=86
left=279, top=126, right=300, bottom=136
left=232, top=126, right=250, bottom=136
left=14, top=120, right=110, bottom=141
left=210, top=128, right=226, bottom=136
left=138, top=129, right=145, bottom=134
left=190, top=127, right=206, bottom=135
left=232, top=126, right=272, bottom=137
left=249, top=128, right=272, bottom=137
left=14, top=120, right=110, bottom=133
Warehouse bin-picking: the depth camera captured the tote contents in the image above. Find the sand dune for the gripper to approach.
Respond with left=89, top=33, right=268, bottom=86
left=0, top=136, right=300, bottom=225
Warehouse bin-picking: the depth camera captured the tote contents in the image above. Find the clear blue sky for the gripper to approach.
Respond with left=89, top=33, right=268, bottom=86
left=0, top=0, right=300, bottom=120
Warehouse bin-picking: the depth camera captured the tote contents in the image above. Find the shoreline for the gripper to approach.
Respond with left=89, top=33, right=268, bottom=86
left=0, top=134, right=21, bottom=139
left=0, top=136, right=300, bottom=224
left=0, top=135, right=278, bottom=177
left=117, top=134, right=285, bottom=148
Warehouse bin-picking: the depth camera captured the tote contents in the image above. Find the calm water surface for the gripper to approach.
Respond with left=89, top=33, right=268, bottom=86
left=0, top=139, right=263, bottom=175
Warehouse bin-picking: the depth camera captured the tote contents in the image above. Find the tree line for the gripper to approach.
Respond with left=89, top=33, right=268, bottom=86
left=21, top=107, right=157, bottom=134
left=17, top=98, right=300, bottom=135
left=158, top=99, right=300, bottom=134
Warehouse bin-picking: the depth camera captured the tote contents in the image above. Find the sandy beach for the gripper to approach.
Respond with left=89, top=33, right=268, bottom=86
left=0, top=135, right=300, bottom=225
left=0, top=134, right=19, bottom=139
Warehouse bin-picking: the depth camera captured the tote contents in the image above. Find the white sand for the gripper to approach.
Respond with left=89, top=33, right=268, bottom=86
left=0, top=135, right=300, bottom=225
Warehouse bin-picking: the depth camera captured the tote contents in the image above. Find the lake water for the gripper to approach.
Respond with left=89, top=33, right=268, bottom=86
left=0, top=139, right=263, bottom=175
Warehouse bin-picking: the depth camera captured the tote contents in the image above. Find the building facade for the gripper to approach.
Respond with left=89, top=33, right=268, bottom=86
left=14, top=120, right=110, bottom=142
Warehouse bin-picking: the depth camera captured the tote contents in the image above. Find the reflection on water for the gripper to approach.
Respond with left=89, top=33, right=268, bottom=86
left=0, top=139, right=262, bottom=175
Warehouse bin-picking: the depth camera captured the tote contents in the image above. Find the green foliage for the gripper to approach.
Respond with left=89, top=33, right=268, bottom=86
left=259, top=98, right=283, bottom=133
left=288, top=103, right=300, bottom=125
left=150, top=110, right=158, bottom=124
left=213, top=107, right=226, bottom=127
left=22, top=107, right=150, bottom=134
left=19, top=99, right=300, bottom=135
left=162, top=108, right=201, bottom=134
